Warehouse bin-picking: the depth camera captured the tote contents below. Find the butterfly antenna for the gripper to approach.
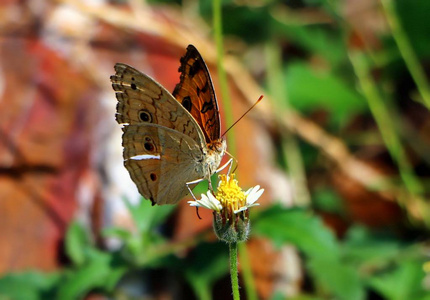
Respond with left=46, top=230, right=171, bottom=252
left=221, top=95, right=264, bottom=137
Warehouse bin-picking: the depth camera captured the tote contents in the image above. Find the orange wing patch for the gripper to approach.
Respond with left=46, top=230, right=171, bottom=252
left=173, top=45, right=221, bottom=143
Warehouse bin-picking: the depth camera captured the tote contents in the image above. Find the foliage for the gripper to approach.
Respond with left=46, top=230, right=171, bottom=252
left=2, top=0, right=430, bottom=299
left=1, top=204, right=428, bottom=299
left=253, top=205, right=429, bottom=300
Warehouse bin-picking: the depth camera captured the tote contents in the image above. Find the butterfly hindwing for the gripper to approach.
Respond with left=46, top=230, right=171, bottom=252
left=122, top=124, right=203, bottom=205
left=173, top=45, right=221, bottom=143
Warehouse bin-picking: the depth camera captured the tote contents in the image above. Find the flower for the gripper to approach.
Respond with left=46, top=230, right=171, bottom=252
left=188, top=191, right=223, bottom=212
left=188, top=174, right=264, bottom=243
left=188, top=174, right=263, bottom=214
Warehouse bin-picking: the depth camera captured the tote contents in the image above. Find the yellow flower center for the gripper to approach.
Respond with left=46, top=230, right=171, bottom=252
left=215, top=174, right=246, bottom=213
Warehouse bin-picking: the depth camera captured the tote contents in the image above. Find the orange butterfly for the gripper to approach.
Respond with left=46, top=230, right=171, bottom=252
left=111, top=45, right=226, bottom=205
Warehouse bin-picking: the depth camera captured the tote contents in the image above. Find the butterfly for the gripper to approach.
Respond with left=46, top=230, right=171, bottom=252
left=111, top=45, right=227, bottom=205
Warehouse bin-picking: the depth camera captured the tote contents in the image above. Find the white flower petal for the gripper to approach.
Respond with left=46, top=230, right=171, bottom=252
left=246, top=187, right=264, bottom=206
left=245, top=185, right=260, bottom=196
left=234, top=206, right=248, bottom=214
left=207, top=192, right=222, bottom=211
left=233, top=199, right=261, bottom=214
left=247, top=203, right=260, bottom=209
left=188, top=192, right=222, bottom=211
left=199, top=193, right=211, bottom=205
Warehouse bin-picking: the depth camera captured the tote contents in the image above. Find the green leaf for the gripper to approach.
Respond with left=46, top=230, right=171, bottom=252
left=396, top=0, right=430, bottom=57
left=65, top=221, right=89, bottom=266
left=102, top=227, right=132, bottom=241
left=56, top=249, right=115, bottom=299
left=125, top=198, right=175, bottom=233
left=253, top=205, right=339, bottom=259
left=184, top=242, right=229, bottom=299
left=342, top=226, right=402, bottom=268
left=271, top=293, right=321, bottom=300
left=253, top=205, right=365, bottom=299
left=272, top=22, right=346, bottom=66
left=309, top=258, right=364, bottom=300
left=285, top=62, right=367, bottom=127
left=223, top=6, right=271, bottom=44
left=312, top=187, right=345, bottom=214
left=0, top=271, right=61, bottom=300
left=367, top=260, right=426, bottom=300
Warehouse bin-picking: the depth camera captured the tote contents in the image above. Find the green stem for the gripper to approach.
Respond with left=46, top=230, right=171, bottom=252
left=265, top=42, right=311, bottom=206
left=238, top=243, right=257, bottom=300
left=348, top=50, right=423, bottom=196
left=229, top=242, right=240, bottom=300
left=212, top=0, right=236, bottom=156
left=381, top=0, right=430, bottom=108
left=348, top=50, right=430, bottom=227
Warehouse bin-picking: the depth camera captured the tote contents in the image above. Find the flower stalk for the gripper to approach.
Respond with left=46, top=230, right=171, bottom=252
left=188, top=174, right=264, bottom=299
left=229, top=242, right=240, bottom=300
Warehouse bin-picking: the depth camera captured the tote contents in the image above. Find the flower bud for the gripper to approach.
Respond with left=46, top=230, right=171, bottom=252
left=213, top=209, right=250, bottom=243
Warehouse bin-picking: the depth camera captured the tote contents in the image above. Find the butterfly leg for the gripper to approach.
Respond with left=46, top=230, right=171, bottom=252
left=220, top=150, right=239, bottom=175
left=186, top=177, right=205, bottom=201
left=215, top=157, right=234, bottom=175
left=185, top=156, right=234, bottom=198
left=186, top=179, right=205, bottom=220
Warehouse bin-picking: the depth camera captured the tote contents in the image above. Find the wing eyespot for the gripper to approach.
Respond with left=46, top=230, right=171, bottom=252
left=144, top=142, right=155, bottom=152
left=143, top=136, right=156, bottom=152
left=150, top=173, right=157, bottom=181
left=139, top=110, right=153, bottom=122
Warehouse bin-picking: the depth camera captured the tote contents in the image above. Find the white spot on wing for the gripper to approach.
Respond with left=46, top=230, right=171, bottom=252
left=130, top=154, right=161, bottom=160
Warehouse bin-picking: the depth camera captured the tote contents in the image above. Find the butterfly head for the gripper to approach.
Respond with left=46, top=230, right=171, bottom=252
left=209, top=138, right=227, bottom=156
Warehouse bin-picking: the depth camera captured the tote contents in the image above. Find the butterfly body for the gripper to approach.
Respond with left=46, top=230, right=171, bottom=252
left=111, top=45, right=225, bottom=205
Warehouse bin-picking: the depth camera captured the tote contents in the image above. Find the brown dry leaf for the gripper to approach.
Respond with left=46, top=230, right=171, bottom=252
left=0, top=37, right=101, bottom=272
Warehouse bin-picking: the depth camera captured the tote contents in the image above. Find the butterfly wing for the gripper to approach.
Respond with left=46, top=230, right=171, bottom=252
left=122, top=124, right=203, bottom=205
left=111, top=63, right=206, bottom=144
left=111, top=63, right=208, bottom=204
left=172, top=45, right=221, bottom=143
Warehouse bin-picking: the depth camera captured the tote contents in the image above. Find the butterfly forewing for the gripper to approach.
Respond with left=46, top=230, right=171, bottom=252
left=173, top=45, right=221, bottom=143
left=111, top=63, right=205, bottom=145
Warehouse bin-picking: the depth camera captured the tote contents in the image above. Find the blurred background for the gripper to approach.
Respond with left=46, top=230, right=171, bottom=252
left=1, top=0, right=430, bottom=299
